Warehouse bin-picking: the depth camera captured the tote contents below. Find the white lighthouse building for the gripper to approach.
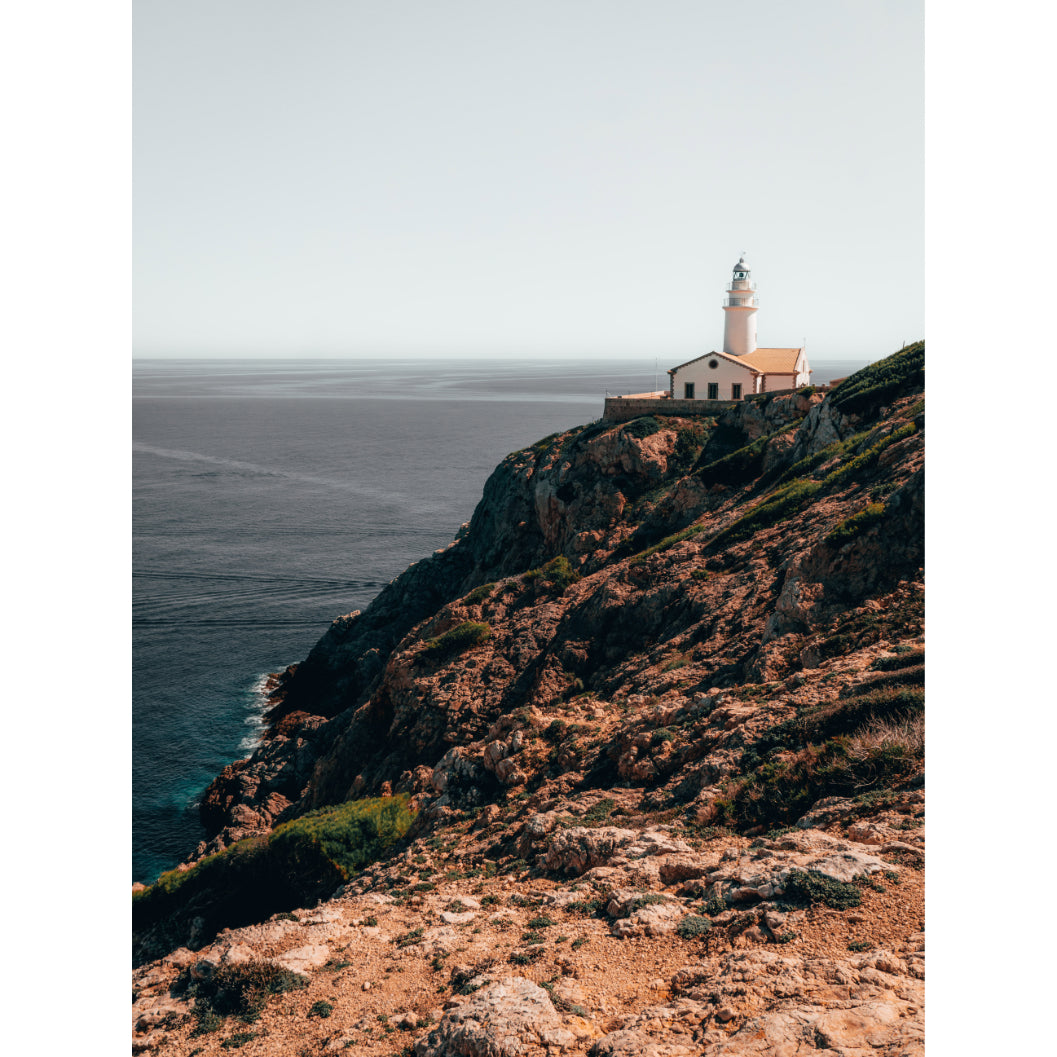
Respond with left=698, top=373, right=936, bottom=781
left=669, top=256, right=810, bottom=400
left=722, top=255, right=758, bottom=358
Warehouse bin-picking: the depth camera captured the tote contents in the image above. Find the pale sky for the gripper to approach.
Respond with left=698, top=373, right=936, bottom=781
left=133, top=0, right=923, bottom=361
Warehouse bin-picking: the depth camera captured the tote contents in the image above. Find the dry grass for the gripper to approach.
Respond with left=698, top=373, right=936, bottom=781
left=844, top=715, right=924, bottom=763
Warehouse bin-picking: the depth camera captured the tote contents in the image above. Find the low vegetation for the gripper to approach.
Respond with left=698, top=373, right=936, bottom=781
left=133, top=795, right=414, bottom=950
left=827, top=502, right=886, bottom=544
left=781, top=870, right=863, bottom=910
left=175, top=960, right=308, bottom=1032
left=522, top=555, right=581, bottom=592
left=829, top=341, right=925, bottom=416
left=424, top=621, right=492, bottom=659
left=622, top=415, right=663, bottom=439
left=696, top=418, right=803, bottom=487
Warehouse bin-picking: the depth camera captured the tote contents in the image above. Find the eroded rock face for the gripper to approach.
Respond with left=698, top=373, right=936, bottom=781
left=413, top=976, right=576, bottom=1056
left=136, top=364, right=926, bottom=1055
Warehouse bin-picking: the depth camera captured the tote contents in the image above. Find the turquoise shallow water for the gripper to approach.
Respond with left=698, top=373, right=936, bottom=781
left=131, top=355, right=865, bottom=882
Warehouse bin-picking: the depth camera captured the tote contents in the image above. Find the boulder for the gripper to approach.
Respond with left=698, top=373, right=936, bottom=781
left=542, top=827, right=638, bottom=876
left=273, top=943, right=331, bottom=975
left=413, top=976, right=575, bottom=1056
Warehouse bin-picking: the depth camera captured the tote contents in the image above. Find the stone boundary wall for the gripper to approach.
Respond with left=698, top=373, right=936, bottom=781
left=601, top=397, right=735, bottom=422
left=602, top=385, right=829, bottom=423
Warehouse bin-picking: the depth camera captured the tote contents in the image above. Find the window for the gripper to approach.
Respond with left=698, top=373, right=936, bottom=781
left=683, top=382, right=695, bottom=399
left=732, top=383, right=742, bottom=400
left=707, top=382, right=719, bottom=400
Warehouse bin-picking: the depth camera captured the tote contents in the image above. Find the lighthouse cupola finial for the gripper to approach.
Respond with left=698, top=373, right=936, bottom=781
left=722, top=251, right=758, bottom=357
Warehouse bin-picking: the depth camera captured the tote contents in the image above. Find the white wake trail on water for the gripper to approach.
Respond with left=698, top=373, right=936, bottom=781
left=132, top=442, right=442, bottom=515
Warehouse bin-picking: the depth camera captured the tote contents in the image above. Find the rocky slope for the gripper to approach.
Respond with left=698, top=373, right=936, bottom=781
left=133, top=343, right=925, bottom=1056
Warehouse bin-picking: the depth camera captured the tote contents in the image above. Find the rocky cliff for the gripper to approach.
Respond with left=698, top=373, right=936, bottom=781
left=133, top=343, right=925, bottom=1057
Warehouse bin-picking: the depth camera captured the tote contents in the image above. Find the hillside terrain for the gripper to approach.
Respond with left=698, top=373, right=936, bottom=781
left=133, top=343, right=925, bottom=1056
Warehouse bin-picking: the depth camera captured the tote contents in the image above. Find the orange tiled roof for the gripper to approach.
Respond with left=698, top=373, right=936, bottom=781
left=669, top=347, right=803, bottom=376
left=740, top=347, right=803, bottom=373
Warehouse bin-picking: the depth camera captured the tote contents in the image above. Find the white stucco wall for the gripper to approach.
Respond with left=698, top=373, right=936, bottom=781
left=670, top=356, right=756, bottom=400
left=722, top=307, right=758, bottom=358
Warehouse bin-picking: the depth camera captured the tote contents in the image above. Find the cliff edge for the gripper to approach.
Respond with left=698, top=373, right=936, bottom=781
left=133, top=342, right=925, bottom=1057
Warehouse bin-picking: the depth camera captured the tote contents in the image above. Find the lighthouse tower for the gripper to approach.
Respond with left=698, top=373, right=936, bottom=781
left=721, top=255, right=758, bottom=358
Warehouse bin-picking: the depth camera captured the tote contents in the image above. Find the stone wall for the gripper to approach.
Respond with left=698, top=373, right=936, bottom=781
left=602, top=397, right=737, bottom=422
left=602, top=386, right=827, bottom=423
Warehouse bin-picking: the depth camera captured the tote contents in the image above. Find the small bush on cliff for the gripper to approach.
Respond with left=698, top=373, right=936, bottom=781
left=827, top=503, right=886, bottom=544
left=522, top=555, right=580, bottom=592
left=178, top=960, right=308, bottom=1027
left=622, top=415, right=663, bottom=439
left=424, top=621, right=491, bottom=659
left=464, top=583, right=494, bottom=606
left=676, top=915, right=713, bottom=939
left=781, top=870, right=862, bottom=910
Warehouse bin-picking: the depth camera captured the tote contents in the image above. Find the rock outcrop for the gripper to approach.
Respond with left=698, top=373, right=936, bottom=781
left=132, top=344, right=926, bottom=1055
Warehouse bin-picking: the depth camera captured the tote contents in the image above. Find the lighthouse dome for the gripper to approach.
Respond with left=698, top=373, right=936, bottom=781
left=733, top=256, right=750, bottom=272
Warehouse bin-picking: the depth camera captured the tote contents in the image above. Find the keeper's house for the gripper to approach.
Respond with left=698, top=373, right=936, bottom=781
left=668, top=256, right=810, bottom=400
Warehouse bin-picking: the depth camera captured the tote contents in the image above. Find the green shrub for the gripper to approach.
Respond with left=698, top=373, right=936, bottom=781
left=582, top=797, right=617, bottom=824
left=424, top=621, right=491, bottom=659
left=782, top=870, right=862, bottom=910
left=134, top=796, right=414, bottom=945
left=672, top=423, right=710, bottom=472
left=395, top=927, right=424, bottom=948
left=829, top=342, right=924, bottom=416
left=622, top=416, right=663, bottom=439
left=464, top=583, right=494, bottom=606
left=523, top=555, right=581, bottom=591
left=624, top=893, right=667, bottom=915
left=702, top=895, right=727, bottom=916
left=220, top=1033, right=258, bottom=1049
left=308, top=1000, right=333, bottom=1019
left=827, top=503, right=886, bottom=544
left=179, top=961, right=307, bottom=1027
left=676, top=915, right=713, bottom=939
left=847, top=940, right=872, bottom=952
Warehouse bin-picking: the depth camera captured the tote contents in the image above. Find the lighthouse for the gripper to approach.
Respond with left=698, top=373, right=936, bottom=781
left=665, top=254, right=811, bottom=401
left=722, top=255, right=758, bottom=358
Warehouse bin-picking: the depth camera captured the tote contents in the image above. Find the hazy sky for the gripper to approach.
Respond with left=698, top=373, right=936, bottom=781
left=133, top=0, right=923, bottom=362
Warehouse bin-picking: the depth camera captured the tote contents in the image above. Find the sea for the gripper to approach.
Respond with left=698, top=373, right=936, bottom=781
left=132, top=356, right=866, bottom=883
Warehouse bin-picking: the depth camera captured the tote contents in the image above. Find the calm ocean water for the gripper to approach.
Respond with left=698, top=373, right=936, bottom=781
left=132, top=356, right=864, bottom=882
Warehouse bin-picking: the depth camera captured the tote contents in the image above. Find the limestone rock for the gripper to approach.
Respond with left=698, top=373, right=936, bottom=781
left=541, top=826, right=638, bottom=876
left=273, top=943, right=331, bottom=975
left=413, top=976, right=575, bottom=1056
